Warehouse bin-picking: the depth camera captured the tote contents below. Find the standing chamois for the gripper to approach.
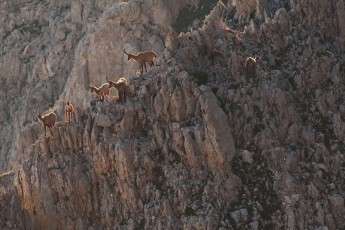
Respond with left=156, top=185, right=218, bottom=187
left=65, top=100, right=75, bottom=123
left=106, top=77, right=129, bottom=103
left=89, top=83, right=110, bottom=101
left=37, top=111, right=57, bottom=137
left=123, top=49, right=157, bottom=76
left=244, top=56, right=259, bottom=80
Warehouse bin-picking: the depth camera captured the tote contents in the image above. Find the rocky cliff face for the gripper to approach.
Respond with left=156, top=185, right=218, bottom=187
left=14, top=73, right=241, bottom=229
left=0, top=0, right=199, bottom=170
left=1, top=0, right=345, bottom=229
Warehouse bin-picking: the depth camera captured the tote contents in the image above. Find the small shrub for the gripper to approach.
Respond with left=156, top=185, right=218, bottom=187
left=249, top=10, right=256, bottom=20
left=274, top=58, right=283, bottom=69
left=170, top=151, right=181, bottom=164
left=14, top=20, right=45, bottom=37
left=184, top=205, right=196, bottom=216
left=253, top=123, right=265, bottom=135
left=193, top=71, right=208, bottom=86
left=119, top=218, right=127, bottom=225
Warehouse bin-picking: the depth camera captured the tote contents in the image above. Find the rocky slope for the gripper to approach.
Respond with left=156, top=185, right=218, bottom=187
left=1, top=0, right=345, bottom=229
left=0, top=0, right=199, bottom=170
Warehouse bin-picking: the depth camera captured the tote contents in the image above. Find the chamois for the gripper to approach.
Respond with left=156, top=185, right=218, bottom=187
left=65, top=100, right=75, bottom=123
left=106, top=77, right=129, bottom=103
left=89, top=83, right=110, bottom=101
left=244, top=56, right=259, bottom=79
left=123, top=49, right=157, bottom=76
left=37, top=112, right=57, bottom=136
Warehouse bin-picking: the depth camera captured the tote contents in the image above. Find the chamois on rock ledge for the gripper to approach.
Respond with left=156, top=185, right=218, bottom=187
left=89, top=82, right=110, bottom=101
left=65, top=100, right=75, bottom=123
left=244, top=56, right=259, bottom=80
left=37, top=111, right=57, bottom=137
left=123, top=49, right=157, bottom=76
left=106, top=77, right=129, bottom=103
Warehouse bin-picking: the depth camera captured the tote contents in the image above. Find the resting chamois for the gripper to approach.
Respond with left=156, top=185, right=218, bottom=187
left=123, top=49, right=157, bottom=76
left=106, top=77, right=129, bottom=103
left=89, top=83, right=110, bottom=101
left=65, top=100, right=75, bottom=123
left=37, top=112, right=57, bottom=136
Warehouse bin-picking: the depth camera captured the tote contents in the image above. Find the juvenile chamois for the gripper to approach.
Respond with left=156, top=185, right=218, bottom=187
left=37, top=111, right=57, bottom=136
left=244, top=56, right=259, bottom=79
left=106, top=77, right=129, bottom=103
left=89, top=83, right=110, bottom=101
left=65, top=100, right=75, bottom=123
left=123, top=49, right=157, bottom=76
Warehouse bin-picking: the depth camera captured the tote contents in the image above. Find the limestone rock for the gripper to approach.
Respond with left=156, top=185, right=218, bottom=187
left=95, top=114, right=112, bottom=127
left=1, top=0, right=345, bottom=229
left=201, top=91, right=236, bottom=168
left=241, top=150, right=254, bottom=164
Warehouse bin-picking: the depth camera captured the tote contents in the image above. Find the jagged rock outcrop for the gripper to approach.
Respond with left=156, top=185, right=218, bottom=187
left=0, top=0, right=345, bottom=229
left=12, top=69, right=241, bottom=229
left=55, top=0, right=201, bottom=120
left=0, top=0, right=198, bottom=171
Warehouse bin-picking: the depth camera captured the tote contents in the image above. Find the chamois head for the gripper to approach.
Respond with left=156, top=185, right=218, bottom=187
left=66, top=100, right=71, bottom=106
left=244, top=55, right=260, bottom=80
left=89, top=85, right=97, bottom=93
left=36, top=111, right=57, bottom=136
left=254, top=55, right=260, bottom=62
left=36, top=113, right=42, bottom=120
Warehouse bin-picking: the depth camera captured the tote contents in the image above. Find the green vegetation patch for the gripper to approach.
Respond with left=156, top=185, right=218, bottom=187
left=172, top=0, right=218, bottom=33
left=14, top=20, right=47, bottom=37
left=193, top=71, right=208, bottom=86
left=231, top=150, right=283, bottom=228
left=184, top=205, right=196, bottom=216
left=152, top=165, right=173, bottom=197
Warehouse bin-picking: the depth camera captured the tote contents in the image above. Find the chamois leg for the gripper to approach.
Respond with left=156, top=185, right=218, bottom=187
left=44, top=126, right=47, bottom=137
left=118, top=92, right=122, bottom=104
left=66, top=112, right=70, bottom=123
left=49, top=126, right=54, bottom=136
left=118, top=92, right=121, bottom=103
left=99, top=94, right=104, bottom=102
left=123, top=91, right=127, bottom=102
left=144, top=63, right=147, bottom=73
left=121, top=91, right=125, bottom=103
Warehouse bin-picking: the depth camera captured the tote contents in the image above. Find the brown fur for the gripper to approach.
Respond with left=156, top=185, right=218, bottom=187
left=244, top=56, right=259, bottom=79
left=37, top=112, right=57, bottom=136
left=106, top=77, right=129, bottom=103
left=65, top=100, right=75, bottom=123
left=89, top=83, right=110, bottom=101
left=123, top=50, right=157, bottom=76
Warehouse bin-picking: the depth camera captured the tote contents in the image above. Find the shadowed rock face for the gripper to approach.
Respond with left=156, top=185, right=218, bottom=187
left=1, top=0, right=345, bottom=229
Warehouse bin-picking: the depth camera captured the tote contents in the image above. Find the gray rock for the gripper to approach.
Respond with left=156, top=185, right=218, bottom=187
left=95, top=114, right=112, bottom=127
left=241, top=150, right=254, bottom=164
